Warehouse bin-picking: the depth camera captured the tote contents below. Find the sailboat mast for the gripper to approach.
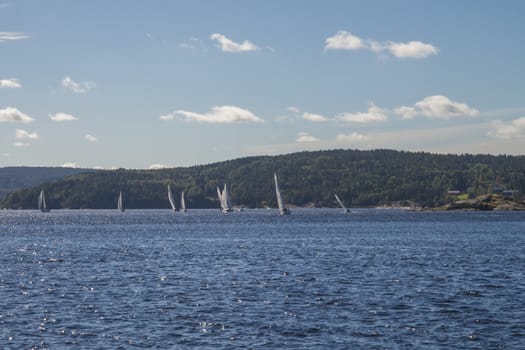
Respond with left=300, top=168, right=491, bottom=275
left=168, top=185, right=177, bottom=211
left=38, top=189, right=50, bottom=212
left=180, top=191, right=186, bottom=212
left=118, top=191, right=124, bottom=212
left=334, top=194, right=346, bottom=210
left=217, top=186, right=224, bottom=210
left=223, top=184, right=232, bottom=210
left=274, top=173, right=284, bottom=211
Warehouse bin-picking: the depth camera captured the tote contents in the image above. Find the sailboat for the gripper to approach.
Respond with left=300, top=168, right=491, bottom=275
left=168, top=185, right=178, bottom=212
left=217, top=184, right=233, bottom=212
left=38, top=189, right=50, bottom=213
left=274, top=172, right=290, bottom=215
left=180, top=191, right=187, bottom=212
left=117, top=191, right=124, bottom=212
left=334, top=193, right=350, bottom=213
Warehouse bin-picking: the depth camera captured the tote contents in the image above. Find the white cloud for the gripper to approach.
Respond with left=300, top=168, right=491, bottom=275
left=85, top=134, right=98, bottom=142
left=149, top=164, right=169, bottom=170
left=488, top=117, right=525, bottom=139
left=0, top=78, right=21, bottom=88
left=62, top=162, right=80, bottom=168
left=13, top=142, right=30, bottom=147
left=325, top=31, right=364, bottom=50
left=324, top=30, right=437, bottom=59
left=159, top=114, right=174, bottom=121
left=210, top=33, right=258, bottom=53
left=302, top=112, right=329, bottom=122
left=161, top=105, right=263, bottom=124
left=15, top=129, right=38, bottom=139
left=336, top=132, right=368, bottom=143
left=336, top=103, right=388, bottom=123
left=0, top=107, right=34, bottom=123
left=179, top=37, right=205, bottom=50
left=49, top=112, right=79, bottom=122
left=287, top=106, right=300, bottom=113
left=0, top=31, right=29, bottom=42
left=61, top=76, right=95, bottom=94
left=387, top=41, right=438, bottom=59
left=396, top=95, right=479, bottom=120
left=296, top=132, right=320, bottom=143
left=394, top=106, right=418, bottom=120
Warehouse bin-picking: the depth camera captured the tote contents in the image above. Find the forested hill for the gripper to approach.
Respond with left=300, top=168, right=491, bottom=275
left=2, top=149, right=525, bottom=209
left=0, top=167, right=94, bottom=201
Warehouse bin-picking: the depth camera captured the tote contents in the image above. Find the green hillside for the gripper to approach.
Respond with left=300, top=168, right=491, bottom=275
left=2, top=149, right=524, bottom=209
left=0, top=166, right=95, bottom=201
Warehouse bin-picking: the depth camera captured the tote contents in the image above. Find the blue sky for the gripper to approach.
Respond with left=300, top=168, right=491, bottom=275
left=1, top=0, right=524, bottom=169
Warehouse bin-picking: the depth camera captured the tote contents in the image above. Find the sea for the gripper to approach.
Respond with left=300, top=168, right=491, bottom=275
left=0, top=209, right=524, bottom=349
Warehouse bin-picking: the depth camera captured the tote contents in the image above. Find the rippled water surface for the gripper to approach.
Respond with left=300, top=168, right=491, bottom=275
left=1, top=209, right=524, bottom=349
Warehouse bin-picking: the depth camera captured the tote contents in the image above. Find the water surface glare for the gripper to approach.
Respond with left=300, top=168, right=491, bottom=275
left=1, top=209, right=524, bottom=348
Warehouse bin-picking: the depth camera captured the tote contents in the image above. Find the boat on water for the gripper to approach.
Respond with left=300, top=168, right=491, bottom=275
left=274, top=172, right=290, bottom=215
left=334, top=193, right=350, bottom=213
left=168, top=185, right=179, bottom=212
left=180, top=191, right=187, bottom=212
left=38, top=189, right=50, bottom=213
left=117, top=191, right=124, bottom=212
left=217, top=184, right=233, bottom=212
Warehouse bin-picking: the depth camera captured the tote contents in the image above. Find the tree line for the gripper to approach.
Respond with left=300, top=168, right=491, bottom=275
left=2, top=149, right=525, bottom=209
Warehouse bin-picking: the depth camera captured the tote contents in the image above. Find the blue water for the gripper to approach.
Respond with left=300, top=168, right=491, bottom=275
left=0, top=209, right=524, bottom=349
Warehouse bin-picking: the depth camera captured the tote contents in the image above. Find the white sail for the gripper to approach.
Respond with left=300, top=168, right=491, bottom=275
left=118, top=191, right=124, bottom=212
left=334, top=193, right=349, bottom=213
left=180, top=191, right=186, bottom=212
left=274, top=173, right=290, bottom=215
left=218, top=184, right=233, bottom=212
left=222, top=184, right=232, bottom=210
left=217, top=186, right=224, bottom=208
left=38, top=189, right=50, bottom=212
left=168, top=185, right=177, bottom=211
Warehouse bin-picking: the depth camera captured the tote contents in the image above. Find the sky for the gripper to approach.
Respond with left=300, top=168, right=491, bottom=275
left=1, top=0, right=524, bottom=169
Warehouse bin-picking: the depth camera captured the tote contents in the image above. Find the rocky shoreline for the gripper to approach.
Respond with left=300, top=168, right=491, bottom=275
left=437, top=194, right=525, bottom=211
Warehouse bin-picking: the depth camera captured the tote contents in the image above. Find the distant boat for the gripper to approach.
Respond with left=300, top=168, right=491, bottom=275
left=168, top=185, right=178, bottom=212
left=334, top=193, right=350, bottom=213
left=274, top=172, right=290, bottom=215
left=117, top=191, right=124, bottom=212
left=180, top=191, right=187, bottom=212
left=217, top=184, right=233, bottom=212
left=38, top=189, right=50, bottom=213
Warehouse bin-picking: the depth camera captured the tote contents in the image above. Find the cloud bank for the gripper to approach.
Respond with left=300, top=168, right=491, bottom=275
left=62, top=162, right=81, bottom=168
left=325, top=30, right=437, bottom=59
left=85, top=134, right=98, bottom=142
left=336, top=132, right=368, bottom=143
left=161, top=105, right=263, bottom=124
left=336, top=103, right=388, bottom=123
left=296, top=132, right=320, bottom=143
left=0, top=78, right=21, bottom=88
left=302, top=112, right=329, bottom=122
left=210, top=33, right=258, bottom=52
left=49, top=113, right=79, bottom=122
left=0, top=31, right=29, bottom=42
left=15, top=129, right=38, bottom=139
left=0, top=107, right=34, bottom=123
left=395, top=95, right=479, bottom=120
left=62, top=76, right=95, bottom=94
left=149, top=164, right=169, bottom=170
left=488, top=117, right=525, bottom=139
